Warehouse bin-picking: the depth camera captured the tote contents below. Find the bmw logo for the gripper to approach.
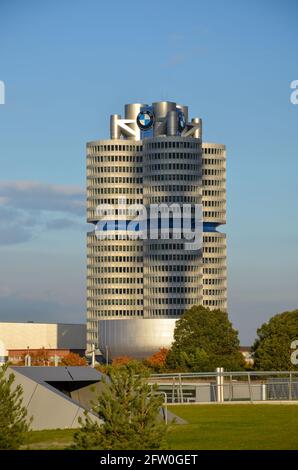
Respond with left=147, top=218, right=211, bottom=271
left=178, top=112, right=186, bottom=132
left=136, top=110, right=154, bottom=130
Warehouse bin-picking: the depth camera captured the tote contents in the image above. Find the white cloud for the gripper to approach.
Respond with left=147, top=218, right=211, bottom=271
left=0, top=180, right=86, bottom=245
left=0, top=180, right=85, bottom=215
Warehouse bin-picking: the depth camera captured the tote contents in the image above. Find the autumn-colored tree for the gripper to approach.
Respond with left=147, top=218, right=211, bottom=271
left=17, top=348, right=50, bottom=366
left=95, top=363, right=109, bottom=375
left=145, top=348, right=169, bottom=372
left=31, top=348, right=50, bottom=366
left=61, top=352, right=87, bottom=366
left=112, top=356, right=134, bottom=367
left=112, top=356, right=149, bottom=374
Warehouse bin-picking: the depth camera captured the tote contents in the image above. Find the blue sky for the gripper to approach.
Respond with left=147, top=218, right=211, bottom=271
left=0, top=0, right=297, bottom=343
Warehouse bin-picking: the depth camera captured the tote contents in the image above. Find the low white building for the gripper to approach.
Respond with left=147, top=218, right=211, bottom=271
left=0, top=321, right=86, bottom=363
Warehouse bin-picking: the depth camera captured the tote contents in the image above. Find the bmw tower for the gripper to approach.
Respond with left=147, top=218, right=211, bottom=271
left=86, top=101, right=227, bottom=359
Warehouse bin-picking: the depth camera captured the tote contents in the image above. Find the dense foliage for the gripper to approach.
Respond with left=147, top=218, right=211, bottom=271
left=252, top=309, right=298, bottom=370
left=61, top=352, right=87, bottom=366
left=145, top=348, right=169, bottom=373
left=0, top=364, right=31, bottom=449
left=165, top=305, right=244, bottom=371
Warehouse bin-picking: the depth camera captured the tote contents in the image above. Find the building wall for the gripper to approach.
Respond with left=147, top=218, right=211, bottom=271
left=98, top=318, right=176, bottom=360
left=143, top=136, right=202, bottom=317
left=202, top=143, right=227, bottom=311
left=6, top=367, right=102, bottom=430
left=56, top=323, right=86, bottom=349
left=86, top=140, right=144, bottom=346
left=202, top=231, right=227, bottom=310
left=0, top=322, right=86, bottom=356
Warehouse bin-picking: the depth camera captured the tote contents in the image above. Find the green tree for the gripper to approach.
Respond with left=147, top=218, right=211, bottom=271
left=73, top=365, right=167, bottom=450
left=252, top=309, right=298, bottom=370
left=0, top=363, right=31, bottom=449
left=166, top=305, right=244, bottom=372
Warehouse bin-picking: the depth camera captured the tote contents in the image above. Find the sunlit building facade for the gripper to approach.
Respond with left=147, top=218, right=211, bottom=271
left=86, top=101, right=227, bottom=355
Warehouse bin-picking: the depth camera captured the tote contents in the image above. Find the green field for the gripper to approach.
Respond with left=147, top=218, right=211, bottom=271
left=167, top=404, right=298, bottom=449
left=23, top=404, right=298, bottom=450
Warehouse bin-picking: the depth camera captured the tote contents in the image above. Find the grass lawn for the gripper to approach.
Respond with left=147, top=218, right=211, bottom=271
left=23, top=429, right=76, bottom=450
left=22, top=404, right=298, bottom=450
left=167, top=404, right=298, bottom=450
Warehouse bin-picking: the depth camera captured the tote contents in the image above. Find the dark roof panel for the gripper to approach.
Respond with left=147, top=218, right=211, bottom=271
left=11, top=366, right=102, bottom=383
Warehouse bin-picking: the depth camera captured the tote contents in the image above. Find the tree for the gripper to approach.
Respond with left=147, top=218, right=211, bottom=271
left=18, top=347, right=50, bottom=366
left=31, top=348, right=51, bottom=366
left=111, top=357, right=148, bottom=375
left=0, top=363, right=31, bottom=449
left=73, top=365, right=167, bottom=450
left=61, top=352, right=87, bottom=366
left=166, top=305, right=244, bottom=372
left=112, top=356, right=134, bottom=366
left=252, top=309, right=298, bottom=371
left=145, top=348, right=169, bottom=372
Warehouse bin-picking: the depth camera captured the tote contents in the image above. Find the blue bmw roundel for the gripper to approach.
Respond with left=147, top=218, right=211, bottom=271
left=178, top=112, right=186, bottom=132
left=136, top=110, right=154, bottom=130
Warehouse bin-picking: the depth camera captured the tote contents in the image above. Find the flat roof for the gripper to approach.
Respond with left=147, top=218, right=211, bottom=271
left=11, top=366, right=102, bottom=382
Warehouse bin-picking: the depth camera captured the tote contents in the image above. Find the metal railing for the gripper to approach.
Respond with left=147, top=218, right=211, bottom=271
left=148, top=371, right=298, bottom=404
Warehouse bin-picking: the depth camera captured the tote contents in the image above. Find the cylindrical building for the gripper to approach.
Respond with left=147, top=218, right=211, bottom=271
left=202, top=143, right=227, bottom=311
left=86, top=139, right=143, bottom=346
left=142, top=136, right=202, bottom=318
left=86, top=102, right=227, bottom=355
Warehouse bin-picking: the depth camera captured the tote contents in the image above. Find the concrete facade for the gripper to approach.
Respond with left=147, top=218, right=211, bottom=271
left=0, top=322, right=86, bottom=361
left=202, top=143, right=227, bottom=310
left=6, top=366, right=103, bottom=430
